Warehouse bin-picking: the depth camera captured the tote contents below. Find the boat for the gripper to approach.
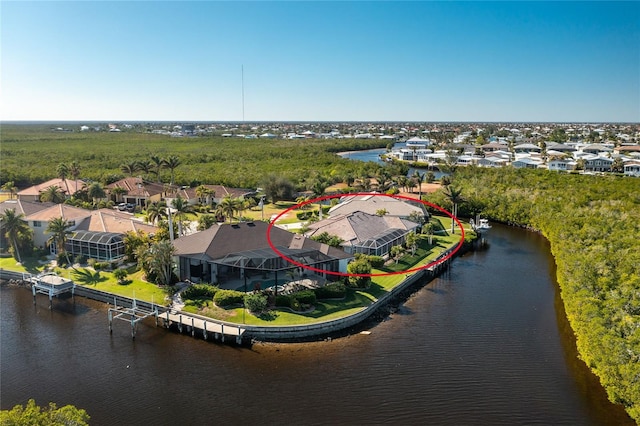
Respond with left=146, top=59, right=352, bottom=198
left=470, top=217, right=492, bottom=232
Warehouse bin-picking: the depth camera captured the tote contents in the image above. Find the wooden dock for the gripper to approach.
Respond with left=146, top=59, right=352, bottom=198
left=158, top=311, right=245, bottom=344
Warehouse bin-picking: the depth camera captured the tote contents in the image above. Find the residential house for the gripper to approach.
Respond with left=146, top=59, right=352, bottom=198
left=0, top=199, right=55, bottom=252
left=17, top=178, right=85, bottom=202
left=328, top=194, right=427, bottom=221
left=583, top=156, right=613, bottom=173
left=305, top=211, right=419, bottom=257
left=106, top=177, right=165, bottom=208
left=172, top=221, right=352, bottom=286
left=623, top=160, right=640, bottom=177
left=511, top=158, right=542, bottom=169
left=24, top=205, right=157, bottom=260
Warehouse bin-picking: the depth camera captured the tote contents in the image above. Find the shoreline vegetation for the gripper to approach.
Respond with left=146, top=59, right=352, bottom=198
left=1, top=125, right=638, bottom=422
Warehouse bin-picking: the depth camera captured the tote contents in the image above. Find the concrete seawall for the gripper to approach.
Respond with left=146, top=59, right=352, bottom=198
left=0, top=246, right=455, bottom=343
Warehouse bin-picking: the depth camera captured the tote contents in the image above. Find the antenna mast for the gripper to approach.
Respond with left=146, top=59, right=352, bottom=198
left=241, top=65, right=245, bottom=122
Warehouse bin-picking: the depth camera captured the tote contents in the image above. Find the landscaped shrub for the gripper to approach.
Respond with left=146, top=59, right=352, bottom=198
left=213, top=289, right=244, bottom=307
left=314, top=282, right=347, bottom=299
left=87, top=258, right=97, bottom=268
left=244, top=292, right=268, bottom=313
left=113, top=268, right=128, bottom=284
left=182, top=284, right=218, bottom=300
left=365, top=255, right=384, bottom=268
left=56, top=252, right=69, bottom=268
left=275, top=294, right=292, bottom=308
left=293, top=290, right=316, bottom=305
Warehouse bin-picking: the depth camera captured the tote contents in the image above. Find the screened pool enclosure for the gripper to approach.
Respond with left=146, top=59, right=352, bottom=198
left=66, top=231, right=125, bottom=261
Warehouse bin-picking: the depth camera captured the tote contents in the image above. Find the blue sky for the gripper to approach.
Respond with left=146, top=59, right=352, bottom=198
left=2, top=1, right=638, bottom=122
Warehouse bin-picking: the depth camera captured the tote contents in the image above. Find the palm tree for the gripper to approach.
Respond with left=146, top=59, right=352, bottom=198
left=150, top=155, right=164, bottom=183
left=1, top=181, right=18, bottom=200
left=423, top=222, right=435, bottom=245
left=111, top=186, right=128, bottom=203
left=405, top=231, right=419, bottom=256
left=0, top=209, right=31, bottom=262
left=145, top=201, right=168, bottom=225
left=86, top=182, right=106, bottom=206
left=195, top=185, right=213, bottom=206
left=171, top=196, right=194, bottom=236
left=163, top=155, right=181, bottom=185
left=197, top=214, right=217, bottom=231
left=120, top=161, right=139, bottom=177
left=443, top=185, right=465, bottom=234
left=137, top=159, right=154, bottom=178
left=140, top=240, right=175, bottom=286
left=40, top=185, right=66, bottom=203
left=412, top=170, right=426, bottom=199
left=56, top=163, right=69, bottom=180
left=68, top=161, right=81, bottom=194
left=219, top=195, right=239, bottom=223
left=46, top=217, right=73, bottom=264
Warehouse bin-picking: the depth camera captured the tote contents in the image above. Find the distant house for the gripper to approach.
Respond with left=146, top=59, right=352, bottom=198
left=623, top=161, right=640, bottom=177
left=172, top=221, right=352, bottom=285
left=511, top=158, right=542, bottom=169
left=513, top=143, right=541, bottom=154
left=167, top=185, right=255, bottom=206
left=106, top=177, right=165, bottom=208
left=548, top=159, right=577, bottom=172
left=583, top=156, right=613, bottom=172
left=305, top=211, right=419, bottom=257
left=17, top=178, right=85, bottom=202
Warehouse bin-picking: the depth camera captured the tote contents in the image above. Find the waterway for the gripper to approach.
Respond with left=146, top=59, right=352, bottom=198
left=1, top=225, right=633, bottom=425
left=338, top=143, right=447, bottom=179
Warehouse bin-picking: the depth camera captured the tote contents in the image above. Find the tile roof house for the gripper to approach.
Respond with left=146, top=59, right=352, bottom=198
left=305, top=211, right=419, bottom=257
left=24, top=205, right=157, bottom=260
left=17, top=178, right=85, bottom=202
left=106, top=177, right=165, bottom=207
left=328, top=194, right=426, bottom=220
left=172, top=221, right=352, bottom=286
left=167, top=184, right=255, bottom=206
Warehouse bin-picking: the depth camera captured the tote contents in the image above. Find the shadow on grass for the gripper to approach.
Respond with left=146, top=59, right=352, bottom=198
left=257, top=310, right=278, bottom=321
left=294, top=290, right=372, bottom=319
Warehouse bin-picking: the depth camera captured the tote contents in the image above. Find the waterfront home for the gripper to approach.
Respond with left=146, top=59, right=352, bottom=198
left=305, top=211, right=419, bottom=257
left=17, top=178, right=85, bottom=202
left=548, top=159, right=577, bottom=172
left=583, top=156, right=613, bottom=173
left=328, top=194, right=427, bottom=221
left=511, top=158, right=542, bottom=169
left=172, top=221, right=352, bottom=286
left=23, top=205, right=156, bottom=259
left=623, top=160, right=640, bottom=177
left=106, top=177, right=165, bottom=208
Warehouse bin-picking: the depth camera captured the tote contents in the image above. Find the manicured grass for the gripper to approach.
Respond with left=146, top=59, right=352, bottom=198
left=76, top=269, right=169, bottom=305
left=0, top=256, right=47, bottom=274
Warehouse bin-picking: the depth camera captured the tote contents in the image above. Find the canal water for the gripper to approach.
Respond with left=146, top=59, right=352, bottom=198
left=1, top=225, right=633, bottom=425
left=338, top=143, right=447, bottom=181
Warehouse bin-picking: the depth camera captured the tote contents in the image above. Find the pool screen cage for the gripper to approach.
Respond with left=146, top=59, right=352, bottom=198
left=352, top=228, right=408, bottom=257
left=66, top=230, right=125, bottom=261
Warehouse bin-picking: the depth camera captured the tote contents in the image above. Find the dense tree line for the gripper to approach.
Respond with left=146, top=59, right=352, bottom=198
left=428, top=167, right=640, bottom=422
left=0, top=126, right=392, bottom=189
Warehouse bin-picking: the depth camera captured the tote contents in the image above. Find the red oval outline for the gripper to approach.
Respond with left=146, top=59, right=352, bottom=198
left=266, top=192, right=465, bottom=278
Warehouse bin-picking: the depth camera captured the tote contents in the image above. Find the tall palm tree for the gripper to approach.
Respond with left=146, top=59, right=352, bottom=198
left=0, top=209, right=31, bottom=262
left=111, top=186, right=128, bottom=203
left=40, top=185, right=66, bottom=204
left=46, top=217, right=73, bottom=264
left=120, top=161, right=139, bottom=177
left=145, top=201, right=168, bottom=225
left=150, top=155, right=164, bottom=183
left=56, top=163, right=69, bottom=180
left=219, top=195, right=239, bottom=223
left=195, top=185, right=213, bottom=206
left=412, top=170, right=426, bottom=199
left=163, top=155, right=181, bottom=185
left=68, top=161, right=81, bottom=194
left=137, top=159, right=154, bottom=178
left=1, top=181, right=18, bottom=200
left=442, top=185, right=465, bottom=234
left=86, top=182, right=106, bottom=206
left=171, top=196, right=194, bottom=236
